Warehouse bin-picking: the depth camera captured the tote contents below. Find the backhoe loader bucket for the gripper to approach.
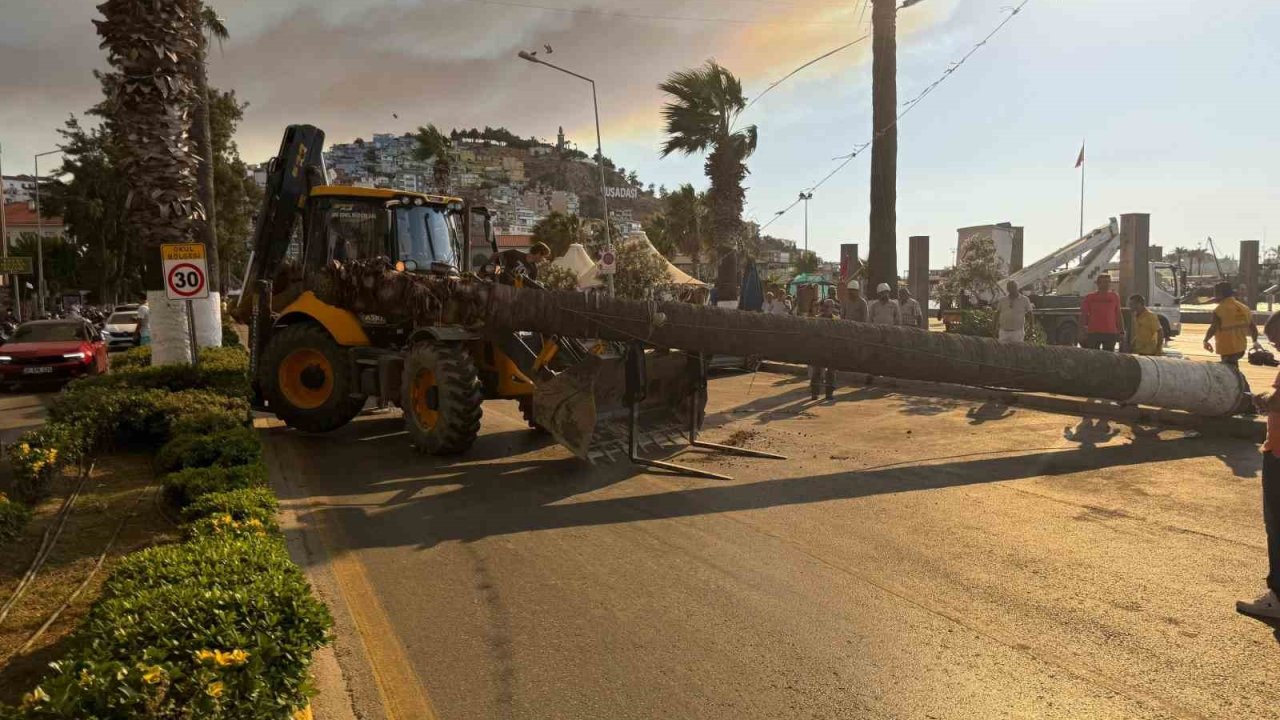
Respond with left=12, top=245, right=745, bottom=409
left=533, top=348, right=703, bottom=463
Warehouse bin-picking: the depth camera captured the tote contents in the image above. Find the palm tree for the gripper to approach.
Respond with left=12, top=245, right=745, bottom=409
left=96, top=0, right=204, bottom=364
left=659, top=61, right=758, bottom=302
left=186, top=3, right=229, bottom=347
left=530, top=212, right=583, bottom=257
left=413, top=125, right=451, bottom=193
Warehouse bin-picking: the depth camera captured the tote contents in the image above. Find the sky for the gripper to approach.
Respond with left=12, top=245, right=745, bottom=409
left=1, top=0, right=1278, bottom=272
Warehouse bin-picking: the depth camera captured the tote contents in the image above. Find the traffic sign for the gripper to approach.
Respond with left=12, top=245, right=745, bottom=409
left=161, top=243, right=209, bottom=300
left=0, top=257, right=33, bottom=274
left=598, top=247, right=617, bottom=276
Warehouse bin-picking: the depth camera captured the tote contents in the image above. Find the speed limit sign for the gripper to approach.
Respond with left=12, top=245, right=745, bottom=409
left=598, top=247, right=617, bottom=276
left=161, top=244, right=209, bottom=300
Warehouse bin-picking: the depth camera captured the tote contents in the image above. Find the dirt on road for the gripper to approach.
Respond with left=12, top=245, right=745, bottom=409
left=268, top=368, right=1278, bottom=720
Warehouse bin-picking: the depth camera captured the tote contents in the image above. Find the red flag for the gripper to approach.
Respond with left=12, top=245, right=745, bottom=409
left=1074, top=142, right=1085, bottom=168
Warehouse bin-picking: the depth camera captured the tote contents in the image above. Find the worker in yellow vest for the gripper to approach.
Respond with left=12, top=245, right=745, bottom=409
left=1204, top=281, right=1260, bottom=367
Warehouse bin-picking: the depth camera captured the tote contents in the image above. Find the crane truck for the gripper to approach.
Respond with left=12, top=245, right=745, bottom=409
left=947, top=219, right=1184, bottom=346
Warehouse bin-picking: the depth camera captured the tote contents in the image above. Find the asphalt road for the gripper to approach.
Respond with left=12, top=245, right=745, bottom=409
left=267, top=369, right=1279, bottom=720
left=0, top=392, right=51, bottom=446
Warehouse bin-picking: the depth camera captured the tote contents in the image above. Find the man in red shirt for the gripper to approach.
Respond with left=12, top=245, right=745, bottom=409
left=1239, top=312, right=1280, bottom=620
left=1078, top=274, right=1125, bottom=351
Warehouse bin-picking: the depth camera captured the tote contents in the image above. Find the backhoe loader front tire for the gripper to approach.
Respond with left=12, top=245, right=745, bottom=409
left=403, top=342, right=483, bottom=455
left=261, top=323, right=366, bottom=433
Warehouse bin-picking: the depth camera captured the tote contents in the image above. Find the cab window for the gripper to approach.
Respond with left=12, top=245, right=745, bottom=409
left=321, top=200, right=390, bottom=262
left=394, top=206, right=459, bottom=269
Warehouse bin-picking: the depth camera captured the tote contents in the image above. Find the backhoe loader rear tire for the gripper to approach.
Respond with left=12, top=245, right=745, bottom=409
left=403, top=342, right=483, bottom=455
left=261, top=323, right=366, bottom=433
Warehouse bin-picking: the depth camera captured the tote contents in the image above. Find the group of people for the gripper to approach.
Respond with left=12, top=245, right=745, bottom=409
left=993, top=273, right=1261, bottom=366
left=799, top=281, right=929, bottom=400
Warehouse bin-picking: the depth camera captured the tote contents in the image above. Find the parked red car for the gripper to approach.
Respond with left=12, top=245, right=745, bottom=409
left=0, top=319, right=109, bottom=389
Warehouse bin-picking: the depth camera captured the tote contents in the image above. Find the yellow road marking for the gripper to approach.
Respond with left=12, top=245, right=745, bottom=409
left=273, top=432, right=440, bottom=720
left=314, top=516, right=440, bottom=720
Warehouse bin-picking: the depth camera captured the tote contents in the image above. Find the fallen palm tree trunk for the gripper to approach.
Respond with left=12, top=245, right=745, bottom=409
left=484, top=285, right=1248, bottom=416
left=312, top=263, right=1249, bottom=418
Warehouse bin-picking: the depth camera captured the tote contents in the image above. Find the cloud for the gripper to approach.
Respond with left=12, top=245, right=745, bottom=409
left=0, top=0, right=952, bottom=178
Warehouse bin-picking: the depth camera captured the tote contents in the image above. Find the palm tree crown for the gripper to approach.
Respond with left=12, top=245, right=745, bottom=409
left=659, top=60, right=757, bottom=300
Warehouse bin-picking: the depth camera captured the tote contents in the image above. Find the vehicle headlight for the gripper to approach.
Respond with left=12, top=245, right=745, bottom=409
left=0, top=356, right=11, bottom=363
left=63, top=352, right=87, bottom=360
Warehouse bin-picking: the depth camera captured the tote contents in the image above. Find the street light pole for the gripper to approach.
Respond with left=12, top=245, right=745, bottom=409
left=799, top=191, right=813, bottom=254
left=0, top=143, right=9, bottom=318
left=33, top=150, right=61, bottom=317
left=518, top=50, right=613, bottom=296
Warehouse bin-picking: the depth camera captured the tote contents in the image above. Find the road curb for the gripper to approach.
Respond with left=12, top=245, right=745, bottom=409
left=262, top=421, right=384, bottom=720
left=757, top=361, right=1266, bottom=442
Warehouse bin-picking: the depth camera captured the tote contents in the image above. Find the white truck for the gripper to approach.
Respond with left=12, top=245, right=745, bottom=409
left=944, top=219, right=1183, bottom=346
left=1002, top=218, right=1183, bottom=346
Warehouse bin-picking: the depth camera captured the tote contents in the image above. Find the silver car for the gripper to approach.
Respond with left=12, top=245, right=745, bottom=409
left=103, top=311, right=139, bottom=351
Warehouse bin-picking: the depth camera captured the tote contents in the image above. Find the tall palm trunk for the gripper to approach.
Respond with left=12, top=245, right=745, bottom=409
left=190, top=35, right=224, bottom=348
left=868, top=0, right=898, bottom=291
left=96, top=0, right=204, bottom=365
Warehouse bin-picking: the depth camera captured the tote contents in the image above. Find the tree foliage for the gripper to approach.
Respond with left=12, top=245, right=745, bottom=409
left=938, top=234, right=1005, bottom=307
left=793, top=250, right=821, bottom=275
left=609, top=240, right=670, bottom=301
left=413, top=124, right=451, bottom=192
left=659, top=61, right=757, bottom=300
left=531, top=212, right=583, bottom=257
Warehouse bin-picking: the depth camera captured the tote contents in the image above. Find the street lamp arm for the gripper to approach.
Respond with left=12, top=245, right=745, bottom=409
left=517, top=51, right=596, bottom=85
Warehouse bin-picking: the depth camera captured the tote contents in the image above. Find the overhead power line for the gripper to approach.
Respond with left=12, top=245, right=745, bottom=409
left=759, top=0, right=1031, bottom=231
left=460, top=0, right=861, bottom=26
left=740, top=34, right=871, bottom=118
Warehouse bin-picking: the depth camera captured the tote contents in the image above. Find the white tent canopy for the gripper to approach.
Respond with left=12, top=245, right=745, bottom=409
left=551, top=243, right=597, bottom=280
left=575, top=232, right=708, bottom=290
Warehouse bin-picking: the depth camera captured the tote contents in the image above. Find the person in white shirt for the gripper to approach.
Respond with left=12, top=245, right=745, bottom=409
left=897, top=287, right=926, bottom=330
left=994, top=280, right=1034, bottom=343
left=868, top=283, right=901, bottom=325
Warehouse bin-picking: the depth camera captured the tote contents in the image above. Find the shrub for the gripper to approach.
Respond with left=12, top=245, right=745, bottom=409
left=49, top=387, right=249, bottom=450
left=948, top=308, right=1047, bottom=345
left=156, top=428, right=261, bottom=474
left=183, top=488, right=278, bottom=525
left=6, top=423, right=84, bottom=503
left=162, top=464, right=267, bottom=508
left=9, top=532, right=331, bottom=719
left=109, top=345, right=151, bottom=371
left=72, top=347, right=250, bottom=398
left=221, top=322, right=242, bottom=348
left=0, top=493, right=31, bottom=545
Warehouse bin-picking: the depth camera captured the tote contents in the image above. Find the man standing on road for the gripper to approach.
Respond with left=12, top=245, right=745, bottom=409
left=1079, top=274, right=1124, bottom=351
left=869, top=283, right=901, bottom=325
left=995, top=280, right=1033, bottom=343
left=898, top=287, right=926, bottom=330
left=1128, top=294, right=1163, bottom=356
left=1204, top=281, right=1260, bottom=366
left=843, top=281, right=869, bottom=323
left=135, top=298, right=151, bottom=347
left=809, top=298, right=838, bottom=401
left=1238, top=311, right=1280, bottom=620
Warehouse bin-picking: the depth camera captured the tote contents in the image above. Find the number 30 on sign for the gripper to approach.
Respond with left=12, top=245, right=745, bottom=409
left=160, top=244, right=210, bottom=301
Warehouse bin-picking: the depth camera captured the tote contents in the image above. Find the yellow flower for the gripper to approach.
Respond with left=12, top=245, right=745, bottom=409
left=213, top=649, right=249, bottom=667
left=17, top=442, right=30, bottom=454
left=206, top=680, right=225, bottom=698
left=142, top=666, right=165, bottom=684
left=196, top=649, right=216, bottom=663
left=78, top=668, right=94, bottom=686
left=21, top=687, right=50, bottom=707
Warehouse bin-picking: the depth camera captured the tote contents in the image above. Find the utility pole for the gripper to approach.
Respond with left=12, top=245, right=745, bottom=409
left=799, top=191, right=813, bottom=254
left=867, top=0, right=898, bottom=292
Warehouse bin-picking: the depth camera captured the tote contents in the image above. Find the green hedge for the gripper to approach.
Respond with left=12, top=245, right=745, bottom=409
left=162, top=464, right=267, bottom=509
left=0, top=494, right=31, bottom=545
left=2, top=331, right=332, bottom=719
left=5, top=533, right=330, bottom=719
left=156, top=427, right=261, bottom=474
left=74, top=347, right=250, bottom=398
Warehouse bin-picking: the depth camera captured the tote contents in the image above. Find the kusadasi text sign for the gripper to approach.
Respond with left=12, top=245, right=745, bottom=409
left=160, top=243, right=209, bottom=301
